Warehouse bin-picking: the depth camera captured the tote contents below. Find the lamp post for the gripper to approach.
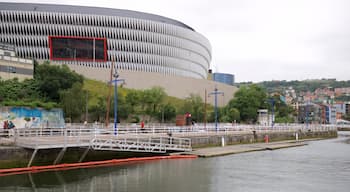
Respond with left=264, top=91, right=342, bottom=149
left=268, top=98, right=275, bottom=128
left=111, top=70, right=125, bottom=136
left=208, top=87, right=224, bottom=132
left=306, top=100, right=310, bottom=129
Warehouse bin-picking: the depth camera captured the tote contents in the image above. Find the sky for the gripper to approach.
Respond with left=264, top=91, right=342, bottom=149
left=3, top=0, right=350, bottom=82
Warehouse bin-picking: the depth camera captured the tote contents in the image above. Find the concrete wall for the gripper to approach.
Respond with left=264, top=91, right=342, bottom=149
left=0, top=58, right=33, bottom=81
left=190, top=130, right=338, bottom=148
left=64, top=64, right=238, bottom=106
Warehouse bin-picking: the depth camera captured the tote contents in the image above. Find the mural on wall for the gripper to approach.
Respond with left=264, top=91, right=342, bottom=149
left=0, top=107, right=65, bottom=128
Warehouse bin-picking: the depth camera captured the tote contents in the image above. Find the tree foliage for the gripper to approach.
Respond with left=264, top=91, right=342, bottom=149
left=141, top=87, right=166, bottom=120
left=255, top=79, right=350, bottom=94
left=180, top=94, right=205, bottom=122
left=227, top=85, right=267, bottom=123
left=35, top=62, right=83, bottom=101
left=60, top=82, right=86, bottom=122
left=156, top=103, right=177, bottom=122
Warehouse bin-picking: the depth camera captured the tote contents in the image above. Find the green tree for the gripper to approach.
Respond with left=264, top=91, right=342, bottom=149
left=269, top=95, right=295, bottom=123
left=142, top=87, right=166, bottom=120
left=90, top=96, right=107, bottom=122
left=156, top=103, right=177, bottom=122
left=35, top=62, right=83, bottom=101
left=228, top=85, right=267, bottom=123
left=181, top=94, right=205, bottom=122
left=60, top=82, right=86, bottom=122
left=221, top=107, right=240, bottom=123
left=125, top=90, right=141, bottom=114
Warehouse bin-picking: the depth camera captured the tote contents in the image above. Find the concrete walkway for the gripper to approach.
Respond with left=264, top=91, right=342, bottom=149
left=182, top=140, right=309, bottom=158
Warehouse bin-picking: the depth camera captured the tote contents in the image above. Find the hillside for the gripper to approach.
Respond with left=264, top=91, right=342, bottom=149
left=236, top=79, right=350, bottom=94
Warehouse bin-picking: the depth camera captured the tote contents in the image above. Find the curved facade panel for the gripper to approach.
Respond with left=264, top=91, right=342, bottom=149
left=0, top=3, right=211, bottom=79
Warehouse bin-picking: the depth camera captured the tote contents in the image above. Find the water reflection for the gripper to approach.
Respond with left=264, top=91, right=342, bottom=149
left=1, top=132, right=350, bottom=192
left=0, top=158, right=210, bottom=192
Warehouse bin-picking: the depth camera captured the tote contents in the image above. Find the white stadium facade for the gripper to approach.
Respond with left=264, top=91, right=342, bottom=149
left=0, top=2, right=236, bottom=106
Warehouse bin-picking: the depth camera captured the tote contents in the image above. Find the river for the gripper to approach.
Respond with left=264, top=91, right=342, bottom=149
left=1, top=132, right=350, bottom=192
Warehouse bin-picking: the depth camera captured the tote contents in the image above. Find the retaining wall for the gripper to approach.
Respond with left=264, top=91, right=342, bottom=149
left=190, top=130, right=338, bottom=148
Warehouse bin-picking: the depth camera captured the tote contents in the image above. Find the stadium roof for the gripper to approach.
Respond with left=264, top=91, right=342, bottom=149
left=0, top=2, right=194, bottom=31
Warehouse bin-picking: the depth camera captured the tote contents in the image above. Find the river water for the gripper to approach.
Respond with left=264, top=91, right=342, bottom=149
left=1, top=132, right=350, bottom=192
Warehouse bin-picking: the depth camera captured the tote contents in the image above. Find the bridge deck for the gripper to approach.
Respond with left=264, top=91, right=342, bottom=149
left=14, top=133, right=191, bottom=153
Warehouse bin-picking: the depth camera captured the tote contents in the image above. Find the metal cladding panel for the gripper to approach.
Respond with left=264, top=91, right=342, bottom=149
left=0, top=3, right=212, bottom=79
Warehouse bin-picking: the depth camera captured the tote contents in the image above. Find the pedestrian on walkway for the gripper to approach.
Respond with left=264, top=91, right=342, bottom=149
left=3, top=120, right=8, bottom=129
left=140, top=121, right=145, bottom=133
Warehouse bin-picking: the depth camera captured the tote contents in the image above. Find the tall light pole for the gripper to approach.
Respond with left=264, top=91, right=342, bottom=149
left=306, top=100, right=310, bottom=129
left=111, top=67, right=125, bottom=136
left=85, top=91, right=88, bottom=123
left=209, top=87, right=224, bottom=132
left=268, top=98, right=275, bottom=128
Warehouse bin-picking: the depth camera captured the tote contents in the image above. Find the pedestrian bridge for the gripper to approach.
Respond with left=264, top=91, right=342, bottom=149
left=10, top=128, right=191, bottom=167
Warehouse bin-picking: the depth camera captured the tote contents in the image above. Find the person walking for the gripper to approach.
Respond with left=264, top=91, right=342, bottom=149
left=140, top=121, right=145, bottom=133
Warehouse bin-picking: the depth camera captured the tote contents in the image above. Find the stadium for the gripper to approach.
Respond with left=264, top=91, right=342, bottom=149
left=0, top=2, right=236, bottom=105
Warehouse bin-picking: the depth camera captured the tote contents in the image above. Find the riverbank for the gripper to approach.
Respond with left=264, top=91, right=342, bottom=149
left=0, top=129, right=337, bottom=168
left=182, top=139, right=312, bottom=157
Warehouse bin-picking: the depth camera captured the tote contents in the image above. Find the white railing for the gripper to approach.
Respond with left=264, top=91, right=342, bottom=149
left=91, top=136, right=191, bottom=153
left=6, top=124, right=337, bottom=149
left=7, top=124, right=337, bottom=138
left=66, top=123, right=337, bottom=134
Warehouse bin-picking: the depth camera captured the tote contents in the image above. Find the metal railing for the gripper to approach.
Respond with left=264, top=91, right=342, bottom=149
left=5, top=124, right=337, bottom=138
left=4, top=124, right=337, bottom=151
left=65, top=123, right=337, bottom=135
left=91, top=136, right=191, bottom=153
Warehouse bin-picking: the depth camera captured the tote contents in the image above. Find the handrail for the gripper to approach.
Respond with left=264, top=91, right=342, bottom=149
left=8, top=124, right=338, bottom=139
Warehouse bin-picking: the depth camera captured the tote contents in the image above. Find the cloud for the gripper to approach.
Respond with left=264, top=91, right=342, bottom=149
left=3, top=0, right=350, bottom=82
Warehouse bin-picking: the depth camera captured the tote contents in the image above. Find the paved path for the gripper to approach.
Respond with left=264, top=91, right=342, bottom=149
left=182, top=140, right=309, bottom=157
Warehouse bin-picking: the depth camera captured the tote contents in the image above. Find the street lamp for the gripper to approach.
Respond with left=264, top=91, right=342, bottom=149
left=268, top=98, right=275, bottom=128
left=208, top=87, right=224, bottom=132
left=110, top=69, right=125, bottom=136
left=305, top=100, right=310, bottom=129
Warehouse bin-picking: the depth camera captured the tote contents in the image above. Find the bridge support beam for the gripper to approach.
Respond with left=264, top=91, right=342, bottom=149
left=79, top=147, right=90, bottom=163
left=54, top=147, right=67, bottom=165
left=27, top=148, right=38, bottom=167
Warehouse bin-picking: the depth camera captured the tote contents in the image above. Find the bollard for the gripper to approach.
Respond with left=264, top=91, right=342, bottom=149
left=221, top=136, right=225, bottom=147
left=295, top=132, right=299, bottom=141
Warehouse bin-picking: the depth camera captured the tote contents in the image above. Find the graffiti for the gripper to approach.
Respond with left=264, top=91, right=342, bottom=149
left=0, top=107, right=65, bottom=128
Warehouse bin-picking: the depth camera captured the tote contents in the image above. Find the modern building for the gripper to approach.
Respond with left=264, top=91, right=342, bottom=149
left=298, top=103, right=322, bottom=124
left=257, top=109, right=269, bottom=125
left=0, top=2, right=210, bottom=79
left=0, top=2, right=237, bottom=106
left=0, top=42, right=33, bottom=80
left=323, top=105, right=337, bottom=124
left=213, top=72, right=234, bottom=86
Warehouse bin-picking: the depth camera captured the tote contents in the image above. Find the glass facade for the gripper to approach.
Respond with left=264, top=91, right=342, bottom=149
left=213, top=73, right=234, bottom=86
left=50, top=36, right=106, bottom=61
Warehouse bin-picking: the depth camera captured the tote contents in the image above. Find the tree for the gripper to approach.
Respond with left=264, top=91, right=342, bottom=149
left=156, top=103, right=177, bottom=122
left=35, top=62, right=83, bottom=101
left=227, top=85, right=267, bottom=123
left=221, top=107, right=240, bottom=123
left=125, top=90, right=141, bottom=114
left=90, top=96, right=107, bottom=122
left=142, top=87, right=166, bottom=121
left=269, top=94, right=295, bottom=123
left=179, top=94, right=205, bottom=122
left=60, top=82, right=86, bottom=122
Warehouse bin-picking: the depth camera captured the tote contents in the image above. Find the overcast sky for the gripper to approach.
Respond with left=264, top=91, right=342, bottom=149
left=3, top=0, right=350, bottom=82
